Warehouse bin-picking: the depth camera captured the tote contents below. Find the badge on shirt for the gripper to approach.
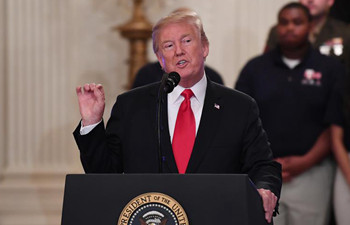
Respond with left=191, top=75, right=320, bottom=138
left=319, top=37, right=344, bottom=56
left=301, top=69, right=322, bottom=86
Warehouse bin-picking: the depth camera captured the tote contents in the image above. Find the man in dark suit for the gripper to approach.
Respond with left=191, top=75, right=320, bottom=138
left=73, top=8, right=281, bottom=223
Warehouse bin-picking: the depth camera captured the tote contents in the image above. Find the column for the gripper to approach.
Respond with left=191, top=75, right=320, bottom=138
left=0, top=0, right=81, bottom=224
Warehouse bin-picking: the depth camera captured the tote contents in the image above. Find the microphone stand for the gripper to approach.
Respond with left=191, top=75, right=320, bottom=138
left=156, top=73, right=169, bottom=173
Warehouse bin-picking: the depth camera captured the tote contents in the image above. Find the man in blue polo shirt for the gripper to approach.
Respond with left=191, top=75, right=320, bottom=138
left=235, top=3, right=345, bottom=225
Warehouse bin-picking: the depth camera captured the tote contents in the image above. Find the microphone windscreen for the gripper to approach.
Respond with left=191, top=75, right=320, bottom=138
left=163, top=72, right=181, bottom=93
left=164, top=72, right=181, bottom=93
left=168, top=72, right=181, bottom=86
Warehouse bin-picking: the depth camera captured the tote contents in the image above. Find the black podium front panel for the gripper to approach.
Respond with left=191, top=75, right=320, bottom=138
left=61, top=174, right=268, bottom=225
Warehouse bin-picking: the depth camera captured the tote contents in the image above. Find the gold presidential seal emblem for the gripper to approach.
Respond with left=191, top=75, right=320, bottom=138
left=118, top=192, right=189, bottom=225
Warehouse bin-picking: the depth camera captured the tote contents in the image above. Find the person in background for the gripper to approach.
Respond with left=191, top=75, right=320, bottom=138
left=132, top=61, right=224, bottom=89
left=74, top=8, right=282, bottom=223
left=265, top=2, right=350, bottom=225
left=327, top=73, right=350, bottom=225
left=265, top=0, right=350, bottom=73
left=235, top=2, right=346, bottom=225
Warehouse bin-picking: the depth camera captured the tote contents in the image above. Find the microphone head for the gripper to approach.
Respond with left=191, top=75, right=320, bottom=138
left=168, top=71, right=181, bottom=85
left=164, top=72, right=181, bottom=93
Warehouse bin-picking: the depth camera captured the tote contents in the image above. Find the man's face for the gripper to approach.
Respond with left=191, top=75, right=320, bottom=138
left=299, top=0, right=334, bottom=17
left=155, top=22, right=209, bottom=88
left=277, top=7, right=311, bottom=49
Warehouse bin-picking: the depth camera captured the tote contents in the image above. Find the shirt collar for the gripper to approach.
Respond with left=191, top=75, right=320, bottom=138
left=168, top=73, right=207, bottom=105
left=273, top=44, right=313, bottom=68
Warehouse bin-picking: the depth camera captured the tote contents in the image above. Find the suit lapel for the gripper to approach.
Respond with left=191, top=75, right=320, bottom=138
left=186, top=81, right=222, bottom=173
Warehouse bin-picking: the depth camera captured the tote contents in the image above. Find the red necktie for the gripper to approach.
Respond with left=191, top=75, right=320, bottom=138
left=172, top=89, right=195, bottom=174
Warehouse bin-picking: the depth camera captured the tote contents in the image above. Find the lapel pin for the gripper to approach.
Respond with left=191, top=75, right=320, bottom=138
left=214, top=103, right=220, bottom=110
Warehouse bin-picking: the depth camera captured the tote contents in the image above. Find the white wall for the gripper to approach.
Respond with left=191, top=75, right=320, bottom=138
left=0, top=0, right=5, bottom=176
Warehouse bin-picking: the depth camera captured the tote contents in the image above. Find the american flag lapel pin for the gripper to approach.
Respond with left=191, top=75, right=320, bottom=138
left=214, top=103, right=220, bottom=110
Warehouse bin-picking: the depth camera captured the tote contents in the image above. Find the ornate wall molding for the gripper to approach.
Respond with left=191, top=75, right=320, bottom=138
left=0, top=0, right=81, bottom=224
left=0, top=0, right=6, bottom=175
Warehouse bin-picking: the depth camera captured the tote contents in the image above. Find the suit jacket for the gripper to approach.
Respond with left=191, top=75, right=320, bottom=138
left=74, top=78, right=282, bottom=197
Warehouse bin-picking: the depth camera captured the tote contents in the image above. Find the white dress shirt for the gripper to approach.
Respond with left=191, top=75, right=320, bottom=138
left=167, top=74, right=207, bottom=142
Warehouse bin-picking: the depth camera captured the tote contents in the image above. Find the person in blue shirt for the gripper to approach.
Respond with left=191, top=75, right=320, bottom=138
left=235, top=2, right=345, bottom=225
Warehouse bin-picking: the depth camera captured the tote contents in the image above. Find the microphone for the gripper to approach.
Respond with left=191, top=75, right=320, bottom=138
left=156, top=71, right=180, bottom=173
left=163, top=72, right=181, bottom=93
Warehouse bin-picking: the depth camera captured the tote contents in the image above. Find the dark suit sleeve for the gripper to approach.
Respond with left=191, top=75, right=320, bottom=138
left=264, top=25, right=278, bottom=53
left=241, top=98, right=282, bottom=199
left=204, top=66, right=224, bottom=85
left=132, top=62, right=163, bottom=89
left=235, top=61, right=255, bottom=97
left=73, top=97, right=124, bottom=173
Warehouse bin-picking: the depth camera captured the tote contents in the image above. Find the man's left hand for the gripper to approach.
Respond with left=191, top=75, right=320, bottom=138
left=257, top=188, right=277, bottom=223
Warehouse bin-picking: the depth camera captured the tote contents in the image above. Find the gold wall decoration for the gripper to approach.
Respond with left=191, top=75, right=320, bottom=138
left=115, top=0, right=153, bottom=89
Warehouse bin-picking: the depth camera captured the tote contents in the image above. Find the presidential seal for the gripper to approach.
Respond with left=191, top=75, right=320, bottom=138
left=117, top=192, right=189, bottom=225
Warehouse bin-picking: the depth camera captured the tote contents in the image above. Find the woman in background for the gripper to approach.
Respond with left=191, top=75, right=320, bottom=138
left=330, top=74, right=350, bottom=225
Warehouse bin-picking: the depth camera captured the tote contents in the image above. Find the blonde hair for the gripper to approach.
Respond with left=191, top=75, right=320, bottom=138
left=152, top=8, right=209, bottom=53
